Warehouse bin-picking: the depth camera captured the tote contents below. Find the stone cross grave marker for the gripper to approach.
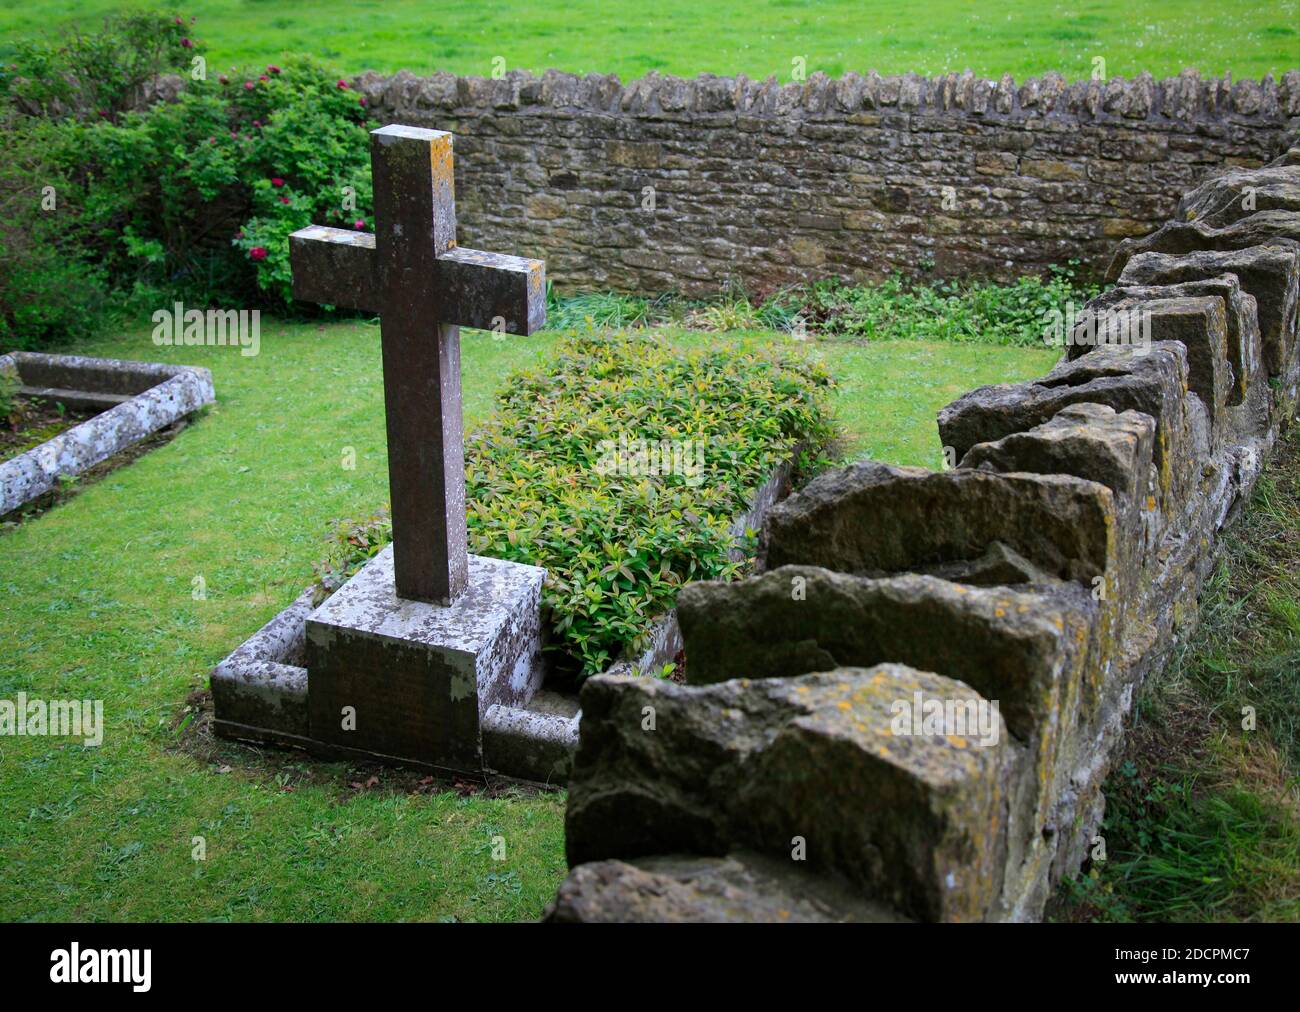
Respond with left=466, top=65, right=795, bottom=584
left=289, top=124, right=546, bottom=605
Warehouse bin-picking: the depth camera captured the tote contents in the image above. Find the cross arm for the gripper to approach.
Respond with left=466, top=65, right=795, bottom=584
left=438, top=247, right=547, bottom=335
left=288, top=226, right=546, bottom=335
left=288, top=226, right=380, bottom=313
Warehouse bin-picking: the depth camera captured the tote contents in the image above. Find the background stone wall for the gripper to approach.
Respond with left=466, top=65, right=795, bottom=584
left=543, top=146, right=1300, bottom=923
left=356, top=68, right=1299, bottom=295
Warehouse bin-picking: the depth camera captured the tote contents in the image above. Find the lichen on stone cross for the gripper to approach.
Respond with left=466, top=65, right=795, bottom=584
left=288, top=125, right=546, bottom=605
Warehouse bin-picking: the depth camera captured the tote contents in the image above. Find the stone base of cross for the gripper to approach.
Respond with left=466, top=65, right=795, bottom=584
left=286, top=125, right=551, bottom=771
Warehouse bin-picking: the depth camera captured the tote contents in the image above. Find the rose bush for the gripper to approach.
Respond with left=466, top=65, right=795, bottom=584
left=1, top=11, right=375, bottom=350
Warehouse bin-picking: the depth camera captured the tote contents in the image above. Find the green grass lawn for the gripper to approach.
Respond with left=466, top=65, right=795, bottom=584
left=1053, top=429, right=1300, bottom=923
left=1, top=1, right=1295, bottom=81
left=0, top=316, right=1054, bottom=921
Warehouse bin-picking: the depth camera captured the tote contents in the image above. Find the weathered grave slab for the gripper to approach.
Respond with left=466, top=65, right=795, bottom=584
left=961, top=402, right=1156, bottom=507
left=1173, top=164, right=1300, bottom=230
left=939, top=341, right=1191, bottom=467
left=211, top=586, right=315, bottom=745
left=0, top=351, right=214, bottom=516
left=1106, top=210, right=1300, bottom=282
left=1089, top=296, right=1231, bottom=428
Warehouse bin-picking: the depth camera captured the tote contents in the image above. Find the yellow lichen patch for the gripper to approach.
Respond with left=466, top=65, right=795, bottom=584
left=946, top=735, right=967, bottom=749
left=836, top=701, right=852, bottom=712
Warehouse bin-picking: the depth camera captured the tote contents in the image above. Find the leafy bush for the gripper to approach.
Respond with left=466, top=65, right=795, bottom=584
left=2, top=12, right=372, bottom=350
left=3, top=11, right=197, bottom=123
left=63, top=54, right=372, bottom=309
left=0, top=368, right=19, bottom=422
left=0, top=116, right=111, bottom=350
left=795, top=264, right=1100, bottom=346
left=316, top=331, right=836, bottom=675
left=556, top=269, right=1099, bottom=347
left=543, top=287, right=658, bottom=330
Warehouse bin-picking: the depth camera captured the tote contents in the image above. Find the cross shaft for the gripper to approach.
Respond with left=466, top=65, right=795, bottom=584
left=289, top=125, right=546, bottom=604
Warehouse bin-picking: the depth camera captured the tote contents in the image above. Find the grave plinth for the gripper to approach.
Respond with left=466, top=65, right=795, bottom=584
left=305, top=547, right=546, bottom=770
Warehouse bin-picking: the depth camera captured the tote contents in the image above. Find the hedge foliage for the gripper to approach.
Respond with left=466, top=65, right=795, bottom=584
left=2, top=12, right=372, bottom=351
left=315, top=331, right=837, bottom=675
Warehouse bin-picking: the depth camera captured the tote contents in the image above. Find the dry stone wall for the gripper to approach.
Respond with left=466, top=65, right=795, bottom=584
left=356, top=68, right=1299, bottom=295
left=543, top=145, right=1300, bottom=922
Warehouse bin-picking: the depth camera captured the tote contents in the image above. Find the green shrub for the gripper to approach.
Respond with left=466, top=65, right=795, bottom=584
left=316, top=330, right=836, bottom=675
left=567, top=269, right=1101, bottom=346
left=0, top=368, right=19, bottom=421
left=543, top=287, right=657, bottom=330
left=798, top=264, right=1100, bottom=346
left=0, top=116, right=111, bottom=351
left=63, top=53, right=373, bottom=309
left=3, top=11, right=197, bottom=123
left=2, top=13, right=372, bottom=349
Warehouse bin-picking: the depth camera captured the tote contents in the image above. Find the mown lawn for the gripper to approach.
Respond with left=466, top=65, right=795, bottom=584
left=0, top=1, right=1295, bottom=81
left=0, top=317, right=1054, bottom=921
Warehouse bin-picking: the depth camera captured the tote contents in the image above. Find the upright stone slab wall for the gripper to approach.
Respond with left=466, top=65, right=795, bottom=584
left=356, top=68, right=1298, bottom=295
left=544, top=146, right=1300, bottom=922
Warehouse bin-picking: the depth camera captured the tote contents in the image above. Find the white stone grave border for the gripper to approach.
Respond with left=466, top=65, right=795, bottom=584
left=0, top=351, right=215, bottom=517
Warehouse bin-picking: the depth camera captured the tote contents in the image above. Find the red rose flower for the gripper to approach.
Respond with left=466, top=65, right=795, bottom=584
left=337, top=80, right=349, bottom=89
left=279, top=196, right=290, bottom=204
left=359, top=97, right=367, bottom=107
left=250, top=247, right=268, bottom=261
left=244, top=81, right=254, bottom=90
left=271, top=177, right=284, bottom=187
left=353, top=219, right=366, bottom=230
left=181, top=38, right=193, bottom=49
left=267, top=65, right=281, bottom=74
